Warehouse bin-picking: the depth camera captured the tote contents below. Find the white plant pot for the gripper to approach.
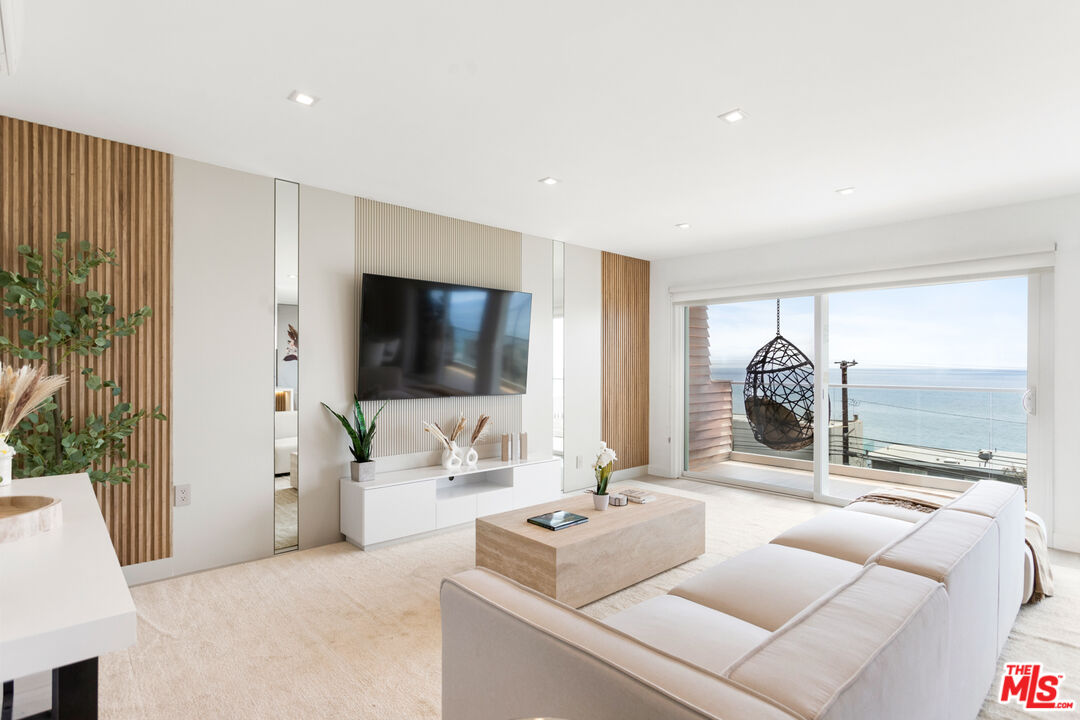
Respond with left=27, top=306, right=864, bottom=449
left=350, top=460, right=376, bottom=483
left=0, top=434, right=14, bottom=488
left=593, top=493, right=609, bottom=511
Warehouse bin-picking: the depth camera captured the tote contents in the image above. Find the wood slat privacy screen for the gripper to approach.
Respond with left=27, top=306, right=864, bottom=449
left=0, top=116, right=172, bottom=565
left=601, top=252, right=649, bottom=470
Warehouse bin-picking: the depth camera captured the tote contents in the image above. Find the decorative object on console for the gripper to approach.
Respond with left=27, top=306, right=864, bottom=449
left=519, top=431, right=528, bottom=460
left=0, top=364, right=68, bottom=487
left=501, top=434, right=510, bottom=462
left=591, top=441, right=617, bottom=510
left=322, top=396, right=386, bottom=482
left=463, top=414, right=491, bottom=468
left=423, top=421, right=463, bottom=470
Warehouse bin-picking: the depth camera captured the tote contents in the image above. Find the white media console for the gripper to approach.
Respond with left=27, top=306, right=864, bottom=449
left=340, top=456, right=563, bottom=548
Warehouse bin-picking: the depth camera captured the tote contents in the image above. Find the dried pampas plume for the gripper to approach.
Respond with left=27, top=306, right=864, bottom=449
left=448, top=414, right=467, bottom=443
left=0, top=363, right=68, bottom=435
left=470, top=414, right=491, bottom=446
left=423, top=421, right=452, bottom=450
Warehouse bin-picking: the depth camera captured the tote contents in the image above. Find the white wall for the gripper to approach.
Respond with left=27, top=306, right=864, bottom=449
left=171, top=158, right=275, bottom=576
left=521, top=235, right=555, bottom=460
left=650, top=193, right=1080, bottom=551
left=562, top=244, right=603, bottom=491
left=297, top=185, right=356, bottom=550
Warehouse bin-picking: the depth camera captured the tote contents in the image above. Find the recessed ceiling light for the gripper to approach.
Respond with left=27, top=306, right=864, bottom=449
left=538, top=177, right=560, bottom=185
left=287, top=274, right=298, bottom=279
left=674, top=223, right=692, bottom=230
left=718, top=108, right=746, bottom=123
left=288, top=90, right=318, bottom=106
left=835, top=186, right=856, bottom=196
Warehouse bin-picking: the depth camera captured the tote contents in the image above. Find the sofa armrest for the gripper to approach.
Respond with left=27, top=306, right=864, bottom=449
left=441, top=569, right=796, bottom=720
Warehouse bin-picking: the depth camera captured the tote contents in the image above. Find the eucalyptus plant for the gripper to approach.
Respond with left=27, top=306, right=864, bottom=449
left=322, top=397, right=387, bottom=463
left=0, top=233, right=166, bottom=484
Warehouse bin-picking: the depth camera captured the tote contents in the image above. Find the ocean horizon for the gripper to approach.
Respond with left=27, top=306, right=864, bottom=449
left=711, top=366, right=1027, bottom=456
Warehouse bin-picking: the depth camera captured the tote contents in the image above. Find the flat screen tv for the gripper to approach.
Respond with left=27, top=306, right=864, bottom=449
left=357, top=274, right=532, bottom=400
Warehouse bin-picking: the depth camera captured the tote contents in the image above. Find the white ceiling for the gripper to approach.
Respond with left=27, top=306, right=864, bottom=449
left=3, top=1, right=1080, bottom=260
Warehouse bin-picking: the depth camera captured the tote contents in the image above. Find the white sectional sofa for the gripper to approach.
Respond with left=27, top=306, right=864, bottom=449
left=441, top=480, right=1025, bottom=720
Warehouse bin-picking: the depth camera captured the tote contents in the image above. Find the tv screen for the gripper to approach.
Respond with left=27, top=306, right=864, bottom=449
left=357, top=274, right=532, bottom=400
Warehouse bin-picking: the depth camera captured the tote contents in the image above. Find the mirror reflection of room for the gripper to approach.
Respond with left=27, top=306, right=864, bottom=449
left=274, top=179, right=299, bottom=553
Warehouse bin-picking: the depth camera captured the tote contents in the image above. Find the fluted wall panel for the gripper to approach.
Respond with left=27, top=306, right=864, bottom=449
left=355, top=197, right=522, bottom=458
left=0, top=115, right=172, bottom=565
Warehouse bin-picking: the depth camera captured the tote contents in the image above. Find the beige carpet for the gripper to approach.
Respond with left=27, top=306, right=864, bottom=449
left=274, top=487, right=298, bottom=551
left=101, top=478, right=1080, bottom=719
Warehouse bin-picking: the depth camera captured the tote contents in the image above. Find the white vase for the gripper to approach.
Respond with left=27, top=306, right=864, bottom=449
left=592, top=493, right=609, bottom=511
left=442, top=442, right=463, bottom=470
left=464, top=446, right=479, bottom=468
left=0, top=433, right=14, bottom=488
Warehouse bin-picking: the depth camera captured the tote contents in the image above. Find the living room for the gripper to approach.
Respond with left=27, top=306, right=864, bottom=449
left=1, top=2, right=1078, bottom=719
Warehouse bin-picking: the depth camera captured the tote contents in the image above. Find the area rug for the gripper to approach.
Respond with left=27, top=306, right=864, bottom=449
left=100, top=478, right=1080, bottom=719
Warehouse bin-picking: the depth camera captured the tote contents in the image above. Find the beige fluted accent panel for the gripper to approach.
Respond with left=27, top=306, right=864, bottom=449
left=355, top=198, right=523, bottom=458
left=0, top=115, right=172, bottom=566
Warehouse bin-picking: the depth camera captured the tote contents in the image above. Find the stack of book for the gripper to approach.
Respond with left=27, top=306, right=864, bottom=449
left=621, top=488, right=656, bottom=504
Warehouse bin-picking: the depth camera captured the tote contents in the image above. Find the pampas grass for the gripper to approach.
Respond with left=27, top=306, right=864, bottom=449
left=448, top=415, right=467, bottom=443
left=0, top=363, right=67, bottom=435
left=422, top=421, right=452, bottom=450
left=470, top=414, right=491, bottom=446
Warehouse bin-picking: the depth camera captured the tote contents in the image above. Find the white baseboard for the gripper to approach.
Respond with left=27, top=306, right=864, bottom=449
left=122, top=556, right=176, bottom=586
left=647, top=464, right=678, bottom=479
left=1052, top=530, right=1080, bottom=554
left=611, top=465, right=648, bottom=482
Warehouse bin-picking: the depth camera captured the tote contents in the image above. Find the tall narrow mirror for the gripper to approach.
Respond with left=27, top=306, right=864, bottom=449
left=274, top=179, right=299, bottom=552
left=552, top=240, right=565, bottom=487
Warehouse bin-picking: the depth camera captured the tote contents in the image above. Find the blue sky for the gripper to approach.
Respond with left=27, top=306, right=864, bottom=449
left=707, top=276, right=1027, bottom=370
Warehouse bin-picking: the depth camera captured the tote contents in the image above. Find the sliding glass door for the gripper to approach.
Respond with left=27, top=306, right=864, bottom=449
left=684, top=275, right=1030, bottom=503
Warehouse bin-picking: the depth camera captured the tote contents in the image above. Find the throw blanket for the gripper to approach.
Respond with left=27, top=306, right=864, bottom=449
left=851, top=489, right=1054, bottom=602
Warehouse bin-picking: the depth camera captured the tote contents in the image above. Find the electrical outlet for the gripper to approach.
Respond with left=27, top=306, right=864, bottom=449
left=576, top=455, right=583, bottom=469
left=174, top=484, right=191, bottom=507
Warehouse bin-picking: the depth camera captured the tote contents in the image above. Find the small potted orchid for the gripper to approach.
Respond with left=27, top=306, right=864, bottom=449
left=592, top=441, right=617, bottom=510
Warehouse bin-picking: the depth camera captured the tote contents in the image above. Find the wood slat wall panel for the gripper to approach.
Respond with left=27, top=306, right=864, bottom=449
left=687, top=305, right=732, bottom=470
left=0, top=116, right=172, bottom=566
left=601, top=252, right=649, bottom=470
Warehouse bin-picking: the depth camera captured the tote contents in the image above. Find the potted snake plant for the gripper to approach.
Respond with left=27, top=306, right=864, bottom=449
left=322, top=397, right=387, bottom=482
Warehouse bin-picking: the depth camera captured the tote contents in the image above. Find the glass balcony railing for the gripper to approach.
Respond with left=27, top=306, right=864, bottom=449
left=725, top=380, right=1027, bottom=486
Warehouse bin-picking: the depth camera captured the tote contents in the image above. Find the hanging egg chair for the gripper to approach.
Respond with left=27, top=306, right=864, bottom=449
left=743, top=300, right=816, bottom=451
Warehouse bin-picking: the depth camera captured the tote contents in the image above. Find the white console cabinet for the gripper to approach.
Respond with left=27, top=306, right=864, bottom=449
left=341, top=457, right=562, bottom=548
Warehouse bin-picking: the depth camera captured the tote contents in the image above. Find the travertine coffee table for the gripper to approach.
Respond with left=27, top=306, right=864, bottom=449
left=475, top=489, right=706, bottom=607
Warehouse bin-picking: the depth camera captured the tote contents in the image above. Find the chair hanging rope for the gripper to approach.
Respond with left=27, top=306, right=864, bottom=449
left=743, top=299, right=816, bottom=451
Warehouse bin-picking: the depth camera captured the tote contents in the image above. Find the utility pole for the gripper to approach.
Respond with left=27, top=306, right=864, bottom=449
left=834, top=360, right=858, bottom=464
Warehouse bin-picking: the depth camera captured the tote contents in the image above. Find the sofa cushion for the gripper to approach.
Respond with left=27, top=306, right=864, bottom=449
left=873, top=509, right=999, bottom=720
left=603, top=595, right=770, bottom=676
left=947, top=479, right=1023, bottom=518
left=844, top=500, right=928, bottom=524
left=727, top=565, right=949, bottom=720
left=771, top=508, right=915, bottom=565
left=668, top=544, right=862, bottom=631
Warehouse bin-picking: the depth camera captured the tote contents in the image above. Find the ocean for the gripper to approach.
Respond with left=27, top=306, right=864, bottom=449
left=711, top=367, right=1028, bottom=456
